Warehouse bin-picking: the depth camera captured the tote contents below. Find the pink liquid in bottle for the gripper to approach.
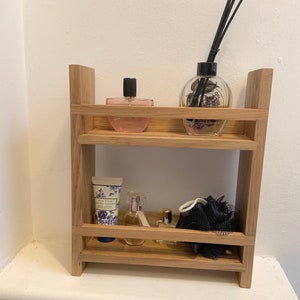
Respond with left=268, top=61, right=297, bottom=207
left=106, top=78, right=153, bottom=133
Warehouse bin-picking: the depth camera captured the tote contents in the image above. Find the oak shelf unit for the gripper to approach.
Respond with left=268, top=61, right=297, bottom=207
left=69, top=64, right=273, bottom=288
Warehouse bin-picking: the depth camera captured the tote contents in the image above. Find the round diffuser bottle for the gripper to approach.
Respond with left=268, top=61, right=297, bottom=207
left=180, top=62, right=232, bottom=135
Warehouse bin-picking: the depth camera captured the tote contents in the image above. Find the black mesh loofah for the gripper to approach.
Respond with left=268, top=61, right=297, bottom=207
left=203, top=195, right=228, bottom=228
left=176, top=195, right=239, bottom=258
left=176, top=203, right=211, bottom=231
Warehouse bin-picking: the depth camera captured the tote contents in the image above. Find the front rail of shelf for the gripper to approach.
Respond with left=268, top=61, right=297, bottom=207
left=79, top=238, right=246, bottom=272
left=71, top=105, right=267, bottom=150
left=77, top=130, right=257, bottom=150
left=70, top=104, right=268, bottom=120
left=73, top=224, right=255, bottom=246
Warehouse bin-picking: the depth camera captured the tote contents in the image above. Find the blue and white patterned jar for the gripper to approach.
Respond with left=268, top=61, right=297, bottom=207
left=92, top=176, right=123, bottom=242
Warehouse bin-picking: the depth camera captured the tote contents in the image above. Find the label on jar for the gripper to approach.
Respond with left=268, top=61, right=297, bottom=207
left=95, top=198, right=118, bottom=211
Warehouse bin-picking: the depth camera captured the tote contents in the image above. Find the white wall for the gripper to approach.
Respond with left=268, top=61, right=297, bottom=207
left=23, top=0, right=300, bottom=296
left=0, top=0, right=32, bottom=269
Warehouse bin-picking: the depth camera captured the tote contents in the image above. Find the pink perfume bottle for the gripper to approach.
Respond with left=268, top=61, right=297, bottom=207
left=106, top=78, right=154, bottom=132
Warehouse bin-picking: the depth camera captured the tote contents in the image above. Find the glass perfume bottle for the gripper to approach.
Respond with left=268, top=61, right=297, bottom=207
left=106, top=78, right=154, bottom=132
left=156, top=209, right=176, bottom=245
left=180, top=62, right=232, bottom=136
left=124, top=192, right=145, bottom=246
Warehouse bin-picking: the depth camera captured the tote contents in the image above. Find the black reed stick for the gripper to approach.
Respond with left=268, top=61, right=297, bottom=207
left=190, top=0, right=244, bottom=107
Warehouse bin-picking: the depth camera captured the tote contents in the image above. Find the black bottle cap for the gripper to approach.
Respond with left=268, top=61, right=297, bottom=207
left=123, top=78, right=137, bottom=97
left=197, top=62, right=217, bottom=76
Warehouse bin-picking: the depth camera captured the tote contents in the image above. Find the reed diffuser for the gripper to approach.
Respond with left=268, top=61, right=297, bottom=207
left=181, top=0, right=244, bottom=135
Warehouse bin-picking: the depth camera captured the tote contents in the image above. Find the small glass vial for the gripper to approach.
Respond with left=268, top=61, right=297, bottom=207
left=124, top=192, right=145, bottom=246
left=106, top=78, right=154, bottom=132
left=156, top=209, right=176, bottom=245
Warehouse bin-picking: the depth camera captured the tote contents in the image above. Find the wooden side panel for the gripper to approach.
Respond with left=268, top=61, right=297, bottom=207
left=236, top=69, right=273, bottom=287
left=69, top=65, right=96, bottom=275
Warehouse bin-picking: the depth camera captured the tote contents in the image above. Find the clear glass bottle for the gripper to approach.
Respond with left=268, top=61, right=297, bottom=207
left=124, top=192, right=145, bottom=246
left=106, top=78, right=154, bottom=132
left=180, top=62, right=232, bottom=136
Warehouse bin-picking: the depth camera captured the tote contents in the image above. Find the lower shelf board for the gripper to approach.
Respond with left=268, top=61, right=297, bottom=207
left=78, top=130, right=257, bottom=150
left=79, top=238, right=245, bottom=272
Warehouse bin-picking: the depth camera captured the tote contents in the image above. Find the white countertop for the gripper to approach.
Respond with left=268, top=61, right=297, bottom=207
left=0, top=240, right=298, bottom=300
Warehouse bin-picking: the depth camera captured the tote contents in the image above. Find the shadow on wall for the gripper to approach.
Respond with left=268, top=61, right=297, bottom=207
left=95, top=145, right=240, bottom=212
left=0, top=128, right=32, bottom=269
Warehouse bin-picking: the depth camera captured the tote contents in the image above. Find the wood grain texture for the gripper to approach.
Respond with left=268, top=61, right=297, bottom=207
left=235, top=68, right=273, bottom=287
left=69, top=66, right=273, bottom=288
left=73, top=224, right=255, bottom=246
left=70, top=105, right=268, bottom=149
left=71, top=105, right=268, bottom=120
left=70, top=65, right=95, bottom=275
left=77, top=130, right=257, bottom=150
left=80, top=238, right=245, bottom=272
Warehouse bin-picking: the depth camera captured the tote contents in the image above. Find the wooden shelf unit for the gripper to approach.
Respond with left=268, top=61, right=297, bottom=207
left=69, top=64, right=273, bottom=288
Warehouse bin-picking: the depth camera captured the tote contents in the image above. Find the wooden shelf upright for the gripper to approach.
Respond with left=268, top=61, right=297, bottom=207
left=69, top=64, right=273, bottom=288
